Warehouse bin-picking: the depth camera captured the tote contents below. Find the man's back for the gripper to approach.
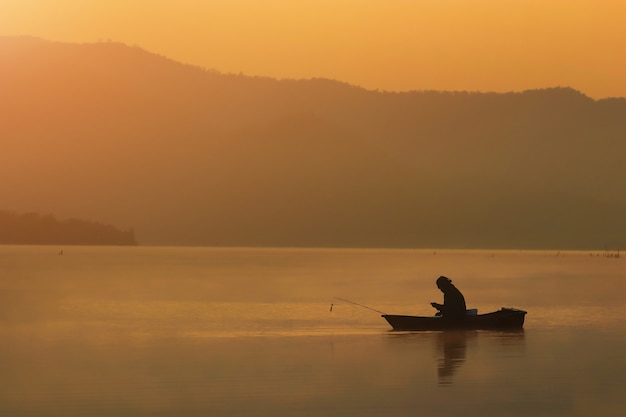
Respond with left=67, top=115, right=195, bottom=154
left=442, top=284, right=466, bottom=319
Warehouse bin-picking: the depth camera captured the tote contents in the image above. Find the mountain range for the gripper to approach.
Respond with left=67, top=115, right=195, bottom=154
left=1, top=36, right=625, bottom=249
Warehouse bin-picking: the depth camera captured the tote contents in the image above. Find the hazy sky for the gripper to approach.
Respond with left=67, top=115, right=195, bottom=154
left=1, top=0, right=625, bottom=99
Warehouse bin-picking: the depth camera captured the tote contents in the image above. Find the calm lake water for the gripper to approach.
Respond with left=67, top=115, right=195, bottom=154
left=1, top=246, right=624, bottom=416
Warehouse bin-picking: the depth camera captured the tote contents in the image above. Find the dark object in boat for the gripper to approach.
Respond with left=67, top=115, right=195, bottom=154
left=382, top=308, right=527, bottom=331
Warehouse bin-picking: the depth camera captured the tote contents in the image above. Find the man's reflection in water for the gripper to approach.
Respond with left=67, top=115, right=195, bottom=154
left=436, top=330, right=526, bottom=385
left=437, top=331, right=468, bottom=385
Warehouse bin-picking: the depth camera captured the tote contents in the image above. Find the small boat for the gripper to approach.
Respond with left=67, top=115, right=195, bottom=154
left=382, top=307, right=527, bottom=331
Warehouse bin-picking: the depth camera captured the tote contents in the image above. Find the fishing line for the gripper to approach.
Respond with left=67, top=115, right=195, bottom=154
left=332, top=297, right=387, bottom=315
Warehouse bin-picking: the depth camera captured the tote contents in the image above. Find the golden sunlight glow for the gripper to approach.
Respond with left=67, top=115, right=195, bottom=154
left=1, top=0, right=625, bottom=98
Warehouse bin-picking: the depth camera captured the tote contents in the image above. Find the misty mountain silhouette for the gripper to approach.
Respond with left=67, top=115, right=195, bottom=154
left=1, top=36, right=625, bottom=249
left=0, top=211, right=136, bottom=245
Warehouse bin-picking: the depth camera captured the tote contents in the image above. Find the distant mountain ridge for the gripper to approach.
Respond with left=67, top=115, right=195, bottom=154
left=0, top=211, right=137, bottom=246
left=1, top=36, right=625, bottom=249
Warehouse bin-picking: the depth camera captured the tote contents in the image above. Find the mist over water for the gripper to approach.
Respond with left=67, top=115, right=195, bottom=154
left=1, top=246, right=624, bottom=416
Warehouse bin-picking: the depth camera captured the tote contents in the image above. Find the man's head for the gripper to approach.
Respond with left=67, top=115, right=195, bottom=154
left=436, top=276, right=452, bottom=291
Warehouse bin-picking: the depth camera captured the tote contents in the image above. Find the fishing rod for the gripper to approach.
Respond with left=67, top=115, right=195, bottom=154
left=332, top=297, right=387, bottom=315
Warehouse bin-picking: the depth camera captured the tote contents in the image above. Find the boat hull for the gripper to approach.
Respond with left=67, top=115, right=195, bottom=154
left=382, top=308, right=527, bottom=331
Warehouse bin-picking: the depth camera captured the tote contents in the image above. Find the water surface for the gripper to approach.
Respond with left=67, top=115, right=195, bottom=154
left=1, top=246, right=624, bottom=416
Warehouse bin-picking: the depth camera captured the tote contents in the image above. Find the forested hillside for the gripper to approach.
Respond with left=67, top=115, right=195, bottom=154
left=1, top=37, right=625, bottom=249
left=0, top=211, right=136, bottom=245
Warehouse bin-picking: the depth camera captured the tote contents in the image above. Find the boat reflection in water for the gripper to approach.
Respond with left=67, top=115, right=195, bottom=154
left=437, top=330, right=526, bottom=385
left=386, top=329, right=526, bottom=386
left=438, top=330, right=526, bottom=385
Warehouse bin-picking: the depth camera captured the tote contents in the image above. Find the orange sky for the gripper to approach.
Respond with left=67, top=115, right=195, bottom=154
left=1, top=0, right=625, bottom=99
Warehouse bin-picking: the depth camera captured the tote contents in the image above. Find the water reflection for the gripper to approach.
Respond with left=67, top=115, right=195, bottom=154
left=386, top=330, right=526, bottom=386
left=436, top=331, right=469, bottom=385
left=440, top=330, right=526, bottom=385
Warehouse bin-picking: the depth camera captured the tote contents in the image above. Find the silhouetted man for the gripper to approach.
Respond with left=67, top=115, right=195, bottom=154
left=431, top=276, right=466, bottom=320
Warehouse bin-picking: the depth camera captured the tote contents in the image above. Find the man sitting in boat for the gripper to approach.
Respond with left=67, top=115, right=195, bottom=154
left=430, top=276, right=467, bottom=320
